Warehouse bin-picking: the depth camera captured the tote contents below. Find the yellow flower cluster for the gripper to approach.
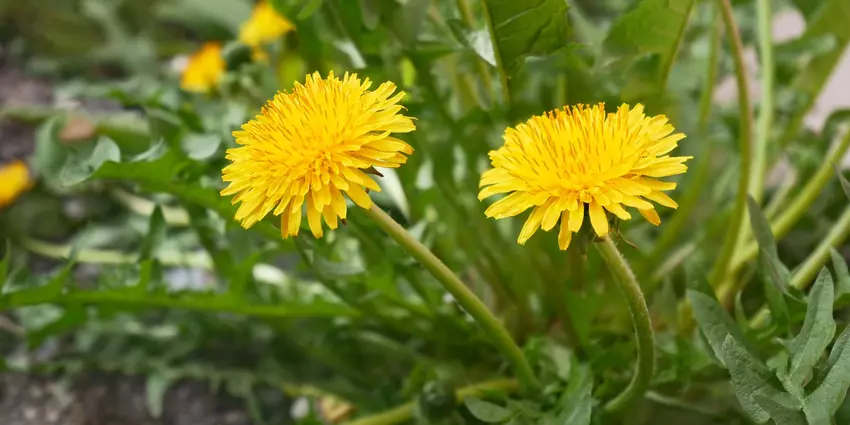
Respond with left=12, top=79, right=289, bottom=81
left=180, top=1, right=294, bottom=93
left=222, top=74, right=690, bottom=249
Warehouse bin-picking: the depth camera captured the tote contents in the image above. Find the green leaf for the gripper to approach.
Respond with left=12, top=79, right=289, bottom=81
left=0, top=240, right=10, bottom=294
left=831, top=249, right=850, bottom=306
left=146, top=371, right=177, bottom=418
left=748, top=196, right=778, bottom=257
left=60, top=137, right=122, bottom=187
left=296, top=0, right=323, bottom=20
left=788, top=269, right=836, bottom=387
left=139, top=206, right=166, bottom=261
left=806, top=325, right=850, bottom=417
left=87, top=147, right=280, bottom=240
left=447, top=19, right=497, bottom=66
left=3, top=261, right=72, bottom=307
left=605, top=0, right=695, bottom=99
left=753, top=391, right=806, bottom=425
left=482, top=0, right=570, bottom=75
left=464, top=397, right=513, bottom=423
left=687, top=289, right=752, bottom=366
left=554, top=366, right=592, bottom=425
left=722, top=335, right=776, bottom=423
left=834, top=163, right=850, bottom=200
left=180, top=133, right=221, bottom=161
left=26, top=304, right=86, bottom=349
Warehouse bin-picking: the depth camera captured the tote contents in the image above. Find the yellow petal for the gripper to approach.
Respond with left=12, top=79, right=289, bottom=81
left=540, top=199, right=561, bottom=231
left=640, top=208, right=661, bottom=226
left=518, top=206, right=546, bottom=245
left=569, top=204, right=585, bottom=232
left=604, top=202, right=631, bottom=220
left=344, top=184, right=373, bottom=209
left=323, top=205, right=339, bottom=229
left=306, top=197, right=324, bottom=238
left=588, top=202, right=608, bottom=237
left=644, top=190, right=678, bottom=209
left=558, top=211, right=572, bottom=250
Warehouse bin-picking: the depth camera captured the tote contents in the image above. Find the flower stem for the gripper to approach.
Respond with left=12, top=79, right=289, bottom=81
left=596, top=236, right=655, bottom=413
left=342, top=378, right=518, bottom=425
left=363, top=205, right=538, bottom=392
left=749, top=0, right=775, bottom=204
left=708, top=0, right=753, bottom=286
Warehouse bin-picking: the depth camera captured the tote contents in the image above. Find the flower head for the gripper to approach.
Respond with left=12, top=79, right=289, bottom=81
left=221, top=72, right=416, bottom=239
left=238, top=1, right=295, bottom=48
left=0, top=160, right=33, bottom=209
left=479, top=103, right=690, bottom=250
left=180, top=42, right=225, bottom=93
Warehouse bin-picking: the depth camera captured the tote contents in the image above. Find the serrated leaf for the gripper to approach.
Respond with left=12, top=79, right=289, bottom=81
left=806, top=325, right=850, bottom=417
left=88, top=147, right=279, bottom=240
left=464, top=397, right=512, bottom=423
left=26, top=304, right=86, bottom=349
left=146, top=371, right=176, bottom=418
left=687, top=289, right=753, bottom=366
left=554, top=367, right=592, bottom=425
left=447, top=19, right=497, bottom=67
left=3, top=260, right=73, bottom=307
left=482, top=0, right=570, bottom=75
left=788, top=269, right=836, bottom=387
left=753, top=391, right=806, bottom=425
left=722, top=335, right=776, bottom=423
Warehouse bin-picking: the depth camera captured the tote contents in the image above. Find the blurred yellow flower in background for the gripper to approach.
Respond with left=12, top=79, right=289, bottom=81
left=238, top=1, right=295, bottom=48
left=479, top=103, right=690, bottom=250
left=0, top=160, right=33, bottom=209
left=221, top=72, right=416, bottom=239
left=180, top=42, right=225, bottom=93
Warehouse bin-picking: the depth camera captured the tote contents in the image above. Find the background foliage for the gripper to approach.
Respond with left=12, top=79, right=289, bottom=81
left=2, top=0, right=850, bottom=424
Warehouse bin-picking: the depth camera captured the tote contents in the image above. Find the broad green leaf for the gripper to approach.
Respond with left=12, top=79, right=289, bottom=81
left=831, top=249, right=850, bottom=307
left=139, top=206, right=166, bottom=261
left=687, top=289, right=752, bottom=366
left=180, top=133, right=222, bottom=160
left=806, top=325, right=850, bottom=417
left=482, top=0, right=570, bottom=75
left=605, top=0, right=695, bottom=99
left=753, top=391, right=806, bottom=425
left=447, top=19, right=496, bottom=67
left=722, top=335, right=775, bottom=423
left=296, top=0, right=323, bottom=20
left=464, top=397, right=513, bottom=423
left=60, top=137, right=122, bottom=186
left=788, top=269, right=836, bottom=387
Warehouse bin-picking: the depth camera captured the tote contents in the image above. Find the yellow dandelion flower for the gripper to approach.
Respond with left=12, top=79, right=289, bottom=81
left=479, top=103, right=690, bottom=250
left=0, top=160, right=33, bottom=209
left=238, top=1, right=295, bottom=48
left=180, top=42, right=225, bottom=93
left=221, top=71, right=416, bottom=239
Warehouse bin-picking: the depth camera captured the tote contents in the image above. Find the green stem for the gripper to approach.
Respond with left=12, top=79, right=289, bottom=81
left=596, top=237, right=655, bottom=413
left=697, top=6, right=721, bottom=131
left=751, top=205, right=850, bottom=328
left=728, top=130, right=850, bottom=274
left=363, top=205, right=538, bottom=392
left=707, top=0, right=753, bottom=286
left=749, top=0, right=775, bottom=204
left=342, top=378, right=518, bottom=425
left=480, top=0, right=510, bottom=105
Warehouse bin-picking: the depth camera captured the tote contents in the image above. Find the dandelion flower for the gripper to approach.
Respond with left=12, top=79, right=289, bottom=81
left=239, top=1, right=295, bottom=48
left=221, top=72, right=416, bottom=239
left=0, top=160, right=33, bottom=209
left=180, top=42, right=225, bottom=93
left=479, top=103, right=690, bottom=250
